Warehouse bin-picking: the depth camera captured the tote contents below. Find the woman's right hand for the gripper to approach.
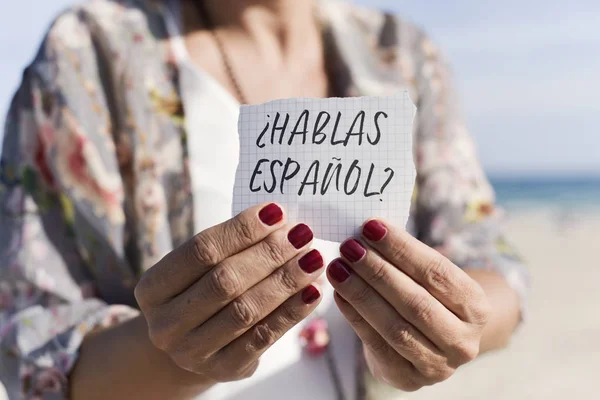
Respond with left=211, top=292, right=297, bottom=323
left=134, top=203, right=324, bottom=384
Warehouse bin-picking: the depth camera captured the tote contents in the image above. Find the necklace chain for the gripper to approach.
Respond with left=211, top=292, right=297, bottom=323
left=194, top=1, right=249, bottom=104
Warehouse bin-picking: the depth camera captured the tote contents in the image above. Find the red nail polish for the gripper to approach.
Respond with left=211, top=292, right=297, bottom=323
left=363, top=220, right=387, bottom=241
left=288, top=224, right=313, bottom=249
left=298, top=250, right=323, bottom=273
left=302, top=285, right=321, bottom=304
left=340, top=239, right=366, bottom=262
left=259, top=203, right=283, bottom=226
left=328, top=259, right=351, bottom=283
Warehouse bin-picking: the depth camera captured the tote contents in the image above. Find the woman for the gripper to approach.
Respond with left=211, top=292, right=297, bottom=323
left=0, top=0, right=528, bottom=399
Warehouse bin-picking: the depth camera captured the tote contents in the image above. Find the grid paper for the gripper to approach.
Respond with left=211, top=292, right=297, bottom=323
left=232, top=92, right=416, bottom=243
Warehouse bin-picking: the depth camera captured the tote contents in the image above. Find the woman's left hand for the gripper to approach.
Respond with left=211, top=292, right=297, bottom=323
left=327, top=219, right=491, bottom=392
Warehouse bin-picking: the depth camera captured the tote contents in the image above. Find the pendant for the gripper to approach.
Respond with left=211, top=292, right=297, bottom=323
left=299, top=316, right=330, bottom=357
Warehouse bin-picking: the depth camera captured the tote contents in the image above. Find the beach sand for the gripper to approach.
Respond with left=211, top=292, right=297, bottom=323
left=404, top=208, right=600, bottom=400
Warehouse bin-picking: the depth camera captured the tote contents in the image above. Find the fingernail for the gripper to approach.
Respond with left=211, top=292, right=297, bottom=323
left=298, top=249, right=323, bottom=273
left=301, top=284, right=321, bottom=304
left=363, top=220, right=387, bottom=241
left=288, top=224, right=313, bottom=249
left=259, top=203, right=283, bottom=226
left=328, top=259, right=351, bottom=283
left=340, top=239, right=366, bottom=262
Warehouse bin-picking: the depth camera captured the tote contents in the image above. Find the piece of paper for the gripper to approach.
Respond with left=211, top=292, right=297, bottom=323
left=232, top=91, right=416, bottom=243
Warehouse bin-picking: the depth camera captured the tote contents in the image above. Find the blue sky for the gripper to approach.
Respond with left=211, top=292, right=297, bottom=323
left=1, top=0, right=599, bottom=176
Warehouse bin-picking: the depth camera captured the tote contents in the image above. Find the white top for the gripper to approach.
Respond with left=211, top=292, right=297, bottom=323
left=163, top=2, right=357, bottom=399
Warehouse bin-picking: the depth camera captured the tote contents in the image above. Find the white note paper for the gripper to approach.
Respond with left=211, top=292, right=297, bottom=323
left=232, top=92, right=416, bottom=243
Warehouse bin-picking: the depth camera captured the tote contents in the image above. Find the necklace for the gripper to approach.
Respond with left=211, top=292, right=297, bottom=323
left=192, top=1, right=335, bottom=105
left=193, top=1, right=249, bottom=104
left=299, top=314, right=346, bottom=400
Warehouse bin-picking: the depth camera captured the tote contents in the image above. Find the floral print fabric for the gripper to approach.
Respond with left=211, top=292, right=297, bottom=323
left=0, top=0, right=529, bottom=398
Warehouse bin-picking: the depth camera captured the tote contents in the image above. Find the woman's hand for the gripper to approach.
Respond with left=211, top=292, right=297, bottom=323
left=135, top=203, right=324, bottom=384
left=328, top=219, right=491, bottom=392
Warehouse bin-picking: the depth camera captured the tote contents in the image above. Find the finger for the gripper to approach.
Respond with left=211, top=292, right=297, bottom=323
left=361, top=219, right=488, bottom=323
left=167, top=223, right=314, bottom=336
left=210, top=284, right=322, bottom=375
left=327, top=259, right=447, bottom=374
left=333, top=293, right=431, bottom=392
left=190, top=248, right=324, bottom=353
left=137, top=203, right=286, bottom=304
left=339, top=238, right=465, bottom=352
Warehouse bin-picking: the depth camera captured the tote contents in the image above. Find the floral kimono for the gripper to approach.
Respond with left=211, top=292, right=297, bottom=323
left=0, top=0, right=529, bottom=398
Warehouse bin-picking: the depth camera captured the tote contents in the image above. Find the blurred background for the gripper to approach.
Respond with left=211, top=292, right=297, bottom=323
left=1, top=1, right=599, bottom=399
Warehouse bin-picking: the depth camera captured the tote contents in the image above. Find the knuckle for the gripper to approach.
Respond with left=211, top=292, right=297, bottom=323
left=406, top=294, right=435, bottom=323
left=207, top=266, right=242, bottom=299
left=366, top=336, right=389, bottom=356
left=177, top=330, right=212, bottom=362
left=349, top=285, right=372, bottom=306
left=471, top=295, right=492, bottom=325
left=386, top=320, right=417, bottom=351
left=248, top=323, right=278, bottom=352
left=230, top=216, right=255, bottom=244
left=389, top=235, right=412, bottom=264
left=365, top=259, right=390, bottom=286
left=272, top=267, right=300, bottom=294
left=419, top=365, right=438, bottom=382
left=171, top=350, right=204, bottom=374
left=260, top=235, right=287, bottom=266
left=394, top=372, right=423, bottom=392
left=279, top=302, right=304, bottom=325
left=134, top=277, right=150, bottom=307
left=400, top=383, right=422, bottom=392
left=246, top=360, right=260, bottom=377
left=170, top=352, right=192, bottom=371
left=191, top=232, right=222, bottom=266
left=419, top=364, right=453, bottom=384
left=230, top=298, right=260, bottom=329
left=451, top=293, right=471, bottom=319
left=422, top=256, right=451, bottom=293
left=238, top=360, right=260, bottom=379
left=346, top=308, right=366, bottom=326
left=210, top=362, right=235, bottom=382
left=452, top=340, right=479, bottom=364
left=147, top=325, right=173, bottom=353
left=437, top=366, right=455, bottom=382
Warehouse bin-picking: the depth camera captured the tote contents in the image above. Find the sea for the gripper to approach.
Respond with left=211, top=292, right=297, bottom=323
left=490, top=175, right=600, bottom=212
